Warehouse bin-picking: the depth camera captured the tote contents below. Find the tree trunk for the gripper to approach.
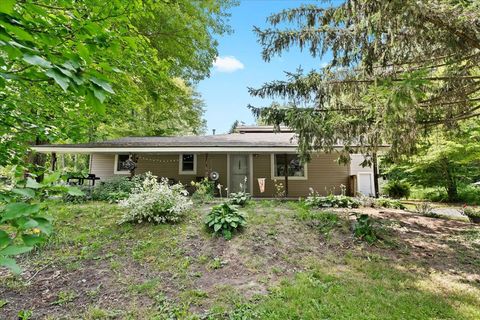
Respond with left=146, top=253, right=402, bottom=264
left=445, top=159, right=458, bottom=202
left=372, top=152, right=379, bottom=198
left=51, top=152, right=57, bottom=171
left=31, top=136, right=47, bottom=181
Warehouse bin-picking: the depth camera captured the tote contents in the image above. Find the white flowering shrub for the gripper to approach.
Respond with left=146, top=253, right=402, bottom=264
left=119, top=173, right=192, bottom=224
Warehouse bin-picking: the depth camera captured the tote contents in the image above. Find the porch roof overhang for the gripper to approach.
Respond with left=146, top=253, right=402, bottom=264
left=31, top=145, right=390, bottom=154
left=31, top=130, right=390, bottom=154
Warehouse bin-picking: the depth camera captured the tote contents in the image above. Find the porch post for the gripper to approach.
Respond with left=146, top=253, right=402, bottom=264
left=129, top=153, right=137, bottom=178
left=51, top=152, right=57, bottom=171
left=205, top=153, right=209, bottom=177
left=284, top=154, right=289, bottom=198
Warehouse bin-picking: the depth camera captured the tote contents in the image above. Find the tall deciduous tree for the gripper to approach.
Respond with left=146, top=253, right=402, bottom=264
left=249, top=0, right=480, bottom=164
left=0, top=0, right=233, bottom=167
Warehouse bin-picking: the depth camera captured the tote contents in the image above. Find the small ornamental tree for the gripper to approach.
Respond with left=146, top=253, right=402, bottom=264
left=119, top=173, right=192, bottom=224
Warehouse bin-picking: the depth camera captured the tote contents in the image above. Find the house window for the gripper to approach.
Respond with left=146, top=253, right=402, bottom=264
left=114, top=154, right=131, bottom=174
left=179, top=154, right=196, bottom=175
left=271, top=154, right=307, bottom=180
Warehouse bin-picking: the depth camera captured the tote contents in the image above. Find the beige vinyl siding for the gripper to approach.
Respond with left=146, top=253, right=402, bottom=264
left=90, top=152, right=349, bottom=197
left=90, top=153, right=228, bottom=187
left=89, top=153, right=116, bottom=180
left=136, top=153, right=228, bottom=187
left=252, top=153, right=349, bottom=198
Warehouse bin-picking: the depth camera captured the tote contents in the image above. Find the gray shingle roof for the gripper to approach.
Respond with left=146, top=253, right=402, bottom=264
left=39, top=132, right=299, bottom=148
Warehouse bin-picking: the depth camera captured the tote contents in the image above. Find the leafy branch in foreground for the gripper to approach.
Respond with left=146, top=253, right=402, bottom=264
left=1, top=0, right=234, bottom=166
left=0, top=168, right=82, bottom=273
left=250, top=1, right=480, bottom=162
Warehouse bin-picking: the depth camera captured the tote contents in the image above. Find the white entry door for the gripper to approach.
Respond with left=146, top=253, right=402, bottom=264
left=230, top=155, right=249, bottom=193
left=357, top=172, right=374, bottom=196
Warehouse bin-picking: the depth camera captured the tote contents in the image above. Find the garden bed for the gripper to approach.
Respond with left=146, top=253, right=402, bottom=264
left=1, top=201, right=479, bottom=319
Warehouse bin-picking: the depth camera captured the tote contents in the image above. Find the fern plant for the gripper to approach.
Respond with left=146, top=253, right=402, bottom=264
left=205, top=203, right=246, bottom=240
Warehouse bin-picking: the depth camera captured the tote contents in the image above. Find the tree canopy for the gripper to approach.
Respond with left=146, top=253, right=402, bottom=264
left=1, top=0, right=234, bottom=167
left=384, top=121, right=480, bottom=201
left=249, top=0, right=480, bottom=163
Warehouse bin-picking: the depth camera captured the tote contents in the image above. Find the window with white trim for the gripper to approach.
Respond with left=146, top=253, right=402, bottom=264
left=179, top=154, right=196, bottom=174
left=114, top=154, right=131, bottom=174
left=272, top=154, right=306, bottom=179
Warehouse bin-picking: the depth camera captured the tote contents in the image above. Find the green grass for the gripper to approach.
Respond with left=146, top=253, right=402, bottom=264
left=227, top=258, right=480, bottom=320
left=410, top=185, right=480, bottom=205
left=2, top=200, right=479, bottom=319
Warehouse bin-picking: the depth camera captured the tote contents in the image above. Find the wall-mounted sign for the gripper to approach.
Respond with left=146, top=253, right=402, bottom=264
left=257, top=178, right=265, bottom=193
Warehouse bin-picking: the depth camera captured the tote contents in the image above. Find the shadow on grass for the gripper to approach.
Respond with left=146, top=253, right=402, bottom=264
left=374, top=211, right=480, bottom=276
left=225, top=256, right=480, bottom=320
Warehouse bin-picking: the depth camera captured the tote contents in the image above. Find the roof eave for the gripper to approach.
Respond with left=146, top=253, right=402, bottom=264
left=31, top=145, right=390, bottom=154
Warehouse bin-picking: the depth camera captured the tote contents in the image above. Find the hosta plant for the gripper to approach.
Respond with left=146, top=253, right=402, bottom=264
left=119, top=173, right=192, bottom=224
left=375, top=198, right=406, bottom=210
left=205, top=202, right=246, bottom=240
left=228, top=191, right=251, bottom=207
left=353, top=214, right=377, bottom=244
left=305, top=189, right=360, bottom=209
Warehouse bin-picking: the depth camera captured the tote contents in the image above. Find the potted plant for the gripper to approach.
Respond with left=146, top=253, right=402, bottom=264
left=463, top=206, right=480, bottom=224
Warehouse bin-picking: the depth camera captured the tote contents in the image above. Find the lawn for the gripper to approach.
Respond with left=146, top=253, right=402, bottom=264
left=1, top=200, right=480, bottom=319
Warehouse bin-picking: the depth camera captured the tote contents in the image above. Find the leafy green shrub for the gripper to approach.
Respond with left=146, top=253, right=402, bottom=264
left=1, top=170, right=81, bottom=273
left=306, top=190, right=360, bottom=208
left=463, top=206, right=480, bottom=223
left=191, top=178, right=214, bottom=203
left=423, top=189, right=448, bottom=202
left=410, top=187, right=447, bottom=202
left=62, top=185, right=93, bottom=203
left=228, top=191, right=251, bottom=207
left=205, top=202, right=246, bottom=240
left=92, top=176, right=143, bottom=202
left=375, top=198, right=406, bottom=209
left=411, top=185, right=480, bottom=205
left=297, top=208, right=341, bottom=236
left=104, top=191, right=130, bottom=203
left=119, top=173, right=192, bottom=224
left=383, top=180, right=411, bottom=199
left=415, top=202, right=437, bottom=217
left=458, top=185, right=480, bottom=205
left=353, top=214, right=377, bottom=244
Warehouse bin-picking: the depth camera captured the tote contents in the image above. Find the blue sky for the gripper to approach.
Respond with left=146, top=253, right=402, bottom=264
left=198, top=0, right=331, bottom=134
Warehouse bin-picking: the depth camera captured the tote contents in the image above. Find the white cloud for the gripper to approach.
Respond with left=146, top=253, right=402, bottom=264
left=213, top=56, right=244, bottom=73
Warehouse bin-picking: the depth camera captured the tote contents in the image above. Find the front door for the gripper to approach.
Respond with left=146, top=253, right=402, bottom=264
left=230, top=155, right=249, bottom=193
